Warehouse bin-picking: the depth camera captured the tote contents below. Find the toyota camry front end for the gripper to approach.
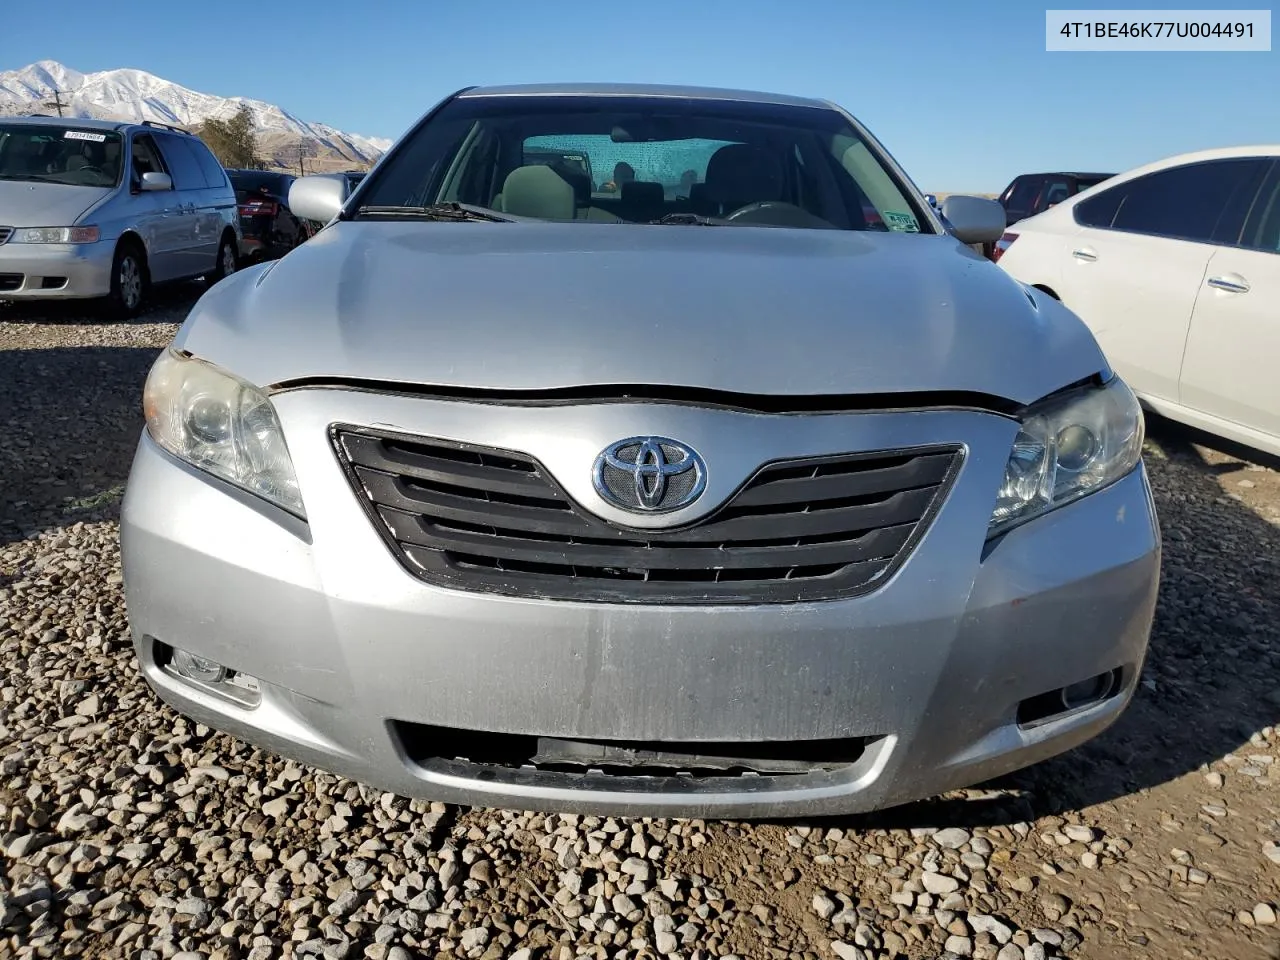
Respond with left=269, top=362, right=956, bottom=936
left=119, top=83, right=1160, bottom=818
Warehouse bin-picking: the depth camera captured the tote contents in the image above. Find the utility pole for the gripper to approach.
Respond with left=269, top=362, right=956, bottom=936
left=42, top=90, right=67, bottom=117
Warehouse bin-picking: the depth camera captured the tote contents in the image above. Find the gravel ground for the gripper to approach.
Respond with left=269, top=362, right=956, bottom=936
left=3, top=287, right=1280, bottom=960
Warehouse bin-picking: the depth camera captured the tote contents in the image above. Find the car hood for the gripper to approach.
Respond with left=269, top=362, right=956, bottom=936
left=177, top=221, right=1107, bottom=406
left=0, top=180, right=114, bottom=227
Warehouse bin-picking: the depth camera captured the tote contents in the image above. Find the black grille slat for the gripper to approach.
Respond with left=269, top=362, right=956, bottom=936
left=401, top=545, right=888, bottom=602
left=732, top=452, right=953, bottom=508
left=386, top=510, right=914, bottom=571
left=665, top=487, right=936, bottom=542
left=341, top=433, right=557, bottom=500
left=335, top=426, right=960, bottom=604
left=356, top=468, right=581, bottom=535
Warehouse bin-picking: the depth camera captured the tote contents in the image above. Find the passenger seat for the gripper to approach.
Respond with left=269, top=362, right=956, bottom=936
left=495, top=165, right=576, bottom=220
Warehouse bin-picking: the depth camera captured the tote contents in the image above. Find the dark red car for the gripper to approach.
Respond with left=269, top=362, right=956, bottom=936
left=226, top=169, right=311, bottom=261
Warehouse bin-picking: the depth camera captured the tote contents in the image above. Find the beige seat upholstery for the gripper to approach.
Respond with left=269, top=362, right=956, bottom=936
left=499, top=165, right=576, bottom=220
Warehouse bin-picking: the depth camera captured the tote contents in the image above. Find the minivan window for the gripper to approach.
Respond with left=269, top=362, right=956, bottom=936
left=357, top=95, right=931, bottom=232
left=1094, top=158, right=1263, bottom=243
left=190, top=140, right=229, bottom=189
left=130, top=134, right=166, bottom=183
left=156, top=134, right=209, bottom=189
left=0, top=123, right=124, bottom=188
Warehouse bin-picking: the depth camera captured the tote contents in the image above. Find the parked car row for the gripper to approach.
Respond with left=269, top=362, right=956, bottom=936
left=0, top=113, right=369, bottom=317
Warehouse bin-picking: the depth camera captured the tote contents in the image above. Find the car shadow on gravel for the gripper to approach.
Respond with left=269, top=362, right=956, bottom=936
left=0, top=343, right=164, bottom=548
left=814, top=418, right=1280, bottom=832
left=0, top=280, right=204, bottom=325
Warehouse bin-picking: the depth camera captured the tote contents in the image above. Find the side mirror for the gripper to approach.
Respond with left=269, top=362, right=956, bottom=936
left=940, top=195, right=1005, bottom=244
left=288, top=175, right=349, bottom=225
left=140, top=171, right=173, bottom=192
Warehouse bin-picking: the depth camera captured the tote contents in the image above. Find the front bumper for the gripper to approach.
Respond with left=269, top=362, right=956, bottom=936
left=0, top=239, right=114, bottom=299
left=120, top=390, right=1161, bottom=818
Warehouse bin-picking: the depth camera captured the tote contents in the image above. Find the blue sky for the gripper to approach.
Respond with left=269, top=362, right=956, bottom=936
left=3, top=0, right=1276, bottom=192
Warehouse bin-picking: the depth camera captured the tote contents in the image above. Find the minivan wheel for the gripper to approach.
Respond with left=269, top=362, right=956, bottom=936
left=206, top=234, right=238, bottom=286
left=106, top=243, right=148, bottom=320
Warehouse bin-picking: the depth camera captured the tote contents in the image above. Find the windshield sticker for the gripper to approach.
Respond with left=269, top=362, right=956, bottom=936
left=882, top=211, right=920, bottom=233
left=64, top=130, right=108, bottom=143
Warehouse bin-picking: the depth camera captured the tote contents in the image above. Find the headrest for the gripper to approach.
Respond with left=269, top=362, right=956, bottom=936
left=703, top=144, right=784, bottom=203
left=500, top=164, right=576, bottom=220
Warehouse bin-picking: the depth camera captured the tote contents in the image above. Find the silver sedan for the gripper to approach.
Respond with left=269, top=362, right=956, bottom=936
left=120, top=83, right=1159, bottom=818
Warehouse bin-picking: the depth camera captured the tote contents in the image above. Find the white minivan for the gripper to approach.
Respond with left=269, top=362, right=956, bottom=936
left=0, top=115, right=242, bottom=318
left=995, top=146, right=1280, bottom=457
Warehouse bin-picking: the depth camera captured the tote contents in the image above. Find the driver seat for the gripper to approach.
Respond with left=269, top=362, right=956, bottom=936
left=698, top=144, right=785, bottom=218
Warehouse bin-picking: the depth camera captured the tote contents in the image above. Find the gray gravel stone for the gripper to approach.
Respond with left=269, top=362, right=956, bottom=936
left=934, top=827, right=971, bottom=850
left=922, top=872, right=961, bottom=895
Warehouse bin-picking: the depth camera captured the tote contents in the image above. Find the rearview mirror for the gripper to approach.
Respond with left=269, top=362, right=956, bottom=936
left=940, top=195, right=1005, bottom=244
left=288, top=175, right=349, bottom=225
left=140, top=171, right=172, bottom=192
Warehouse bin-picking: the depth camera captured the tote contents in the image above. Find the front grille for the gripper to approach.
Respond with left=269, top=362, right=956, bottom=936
left=0, top=226, right=12, bottom=245
left=0, top=273, right=23, bottom=292
left=334, top=426, right=961, bottom=604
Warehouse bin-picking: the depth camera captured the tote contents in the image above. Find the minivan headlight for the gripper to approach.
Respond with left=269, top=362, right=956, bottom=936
left=13, top=226, right=100, bottom=243
left=143, top=348, right=305, bottom=517
left=988, top=377, right=1143, bottom=536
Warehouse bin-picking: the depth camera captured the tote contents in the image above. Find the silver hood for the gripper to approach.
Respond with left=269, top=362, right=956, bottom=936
left=0, top=180, right=113, bottom=227
left=176, top=221, right=1108, bottom=407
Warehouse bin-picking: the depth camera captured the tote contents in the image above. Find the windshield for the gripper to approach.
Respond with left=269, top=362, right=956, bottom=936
left=356, top=94, right=932, bottom=232
left=0, top=124, right=124, bottom=188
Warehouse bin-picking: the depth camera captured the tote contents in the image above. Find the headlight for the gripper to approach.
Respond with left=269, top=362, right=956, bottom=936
left=989, top=377, right=1143, bottom=536
left=143, top=347, right=305, bottom=517
left=13, top=226, right=100, bottom=243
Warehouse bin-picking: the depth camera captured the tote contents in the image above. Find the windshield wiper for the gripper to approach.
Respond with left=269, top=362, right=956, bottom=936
left=648, top=212, right=724, bottom=226
left=353, top=202, right=510, bottom=222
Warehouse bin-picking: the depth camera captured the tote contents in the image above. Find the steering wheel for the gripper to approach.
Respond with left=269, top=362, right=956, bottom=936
left=76, top=165, right=105, bottom=175
left=723, top=200, right=835, bottom=229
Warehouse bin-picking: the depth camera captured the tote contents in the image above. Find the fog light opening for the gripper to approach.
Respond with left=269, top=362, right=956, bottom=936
left=172, top=649, right=227, bottom=683
left=1060, top=672, right=1116, bottom=711
left=1016, top=667, right=1124, bottom=728
left=152, top=640, right=262, bottom=708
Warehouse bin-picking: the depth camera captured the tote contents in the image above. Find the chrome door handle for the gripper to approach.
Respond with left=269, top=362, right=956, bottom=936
left=1072, top=247, right=1098, bottom=262
left=1207, top=274, right=1249, bottom=294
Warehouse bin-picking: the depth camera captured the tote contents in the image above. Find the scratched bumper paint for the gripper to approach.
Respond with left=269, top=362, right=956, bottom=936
left=120, top=390, right=1160, bottom=818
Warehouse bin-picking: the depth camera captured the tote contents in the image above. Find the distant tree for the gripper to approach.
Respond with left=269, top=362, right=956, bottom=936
left=198, top=104, right=260, bottom=168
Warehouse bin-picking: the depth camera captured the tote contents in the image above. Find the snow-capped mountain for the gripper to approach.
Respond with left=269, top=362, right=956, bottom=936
left=0, top=60, right=393, bottom=169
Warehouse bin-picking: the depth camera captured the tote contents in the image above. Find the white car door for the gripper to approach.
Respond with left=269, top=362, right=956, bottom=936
left=1178, top=162, right=1280, bottom=451
left=1055, top=157, right=1265, bottom=407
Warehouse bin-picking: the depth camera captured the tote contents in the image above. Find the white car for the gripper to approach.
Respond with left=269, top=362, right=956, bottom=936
left=995, top=145, right=1280, bottom=457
